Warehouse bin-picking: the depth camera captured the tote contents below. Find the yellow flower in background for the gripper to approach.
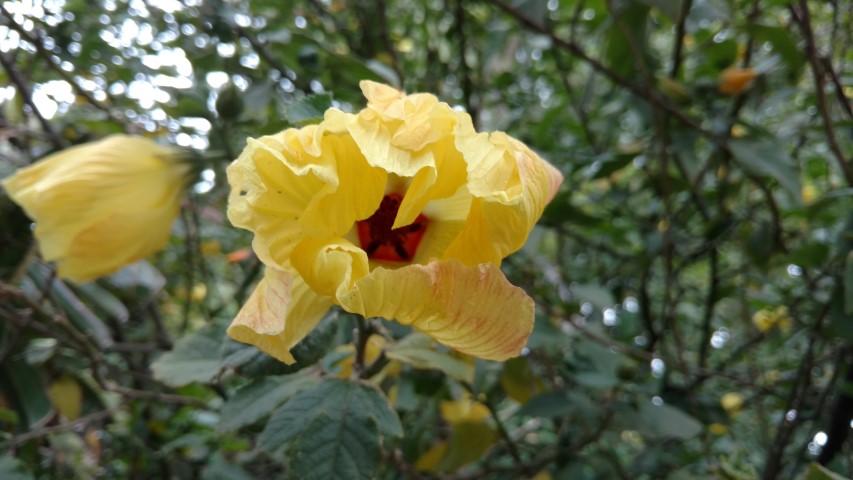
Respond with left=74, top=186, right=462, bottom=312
left=708, top=423, right=729, bottom=435
left=440, top=396, right=491, bottom=424
left=721, top=392, right=745, bottom=415
left=2, top=135, right=191, bottom=283
left=718, top=67, right=758, bottom=95
left=752, top=306, right=792, bottom=333
left=227, top=81, right=563, bottom=363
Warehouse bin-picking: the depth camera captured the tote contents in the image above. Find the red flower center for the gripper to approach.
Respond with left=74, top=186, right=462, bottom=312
left=357, top=194, right=428, bottom=262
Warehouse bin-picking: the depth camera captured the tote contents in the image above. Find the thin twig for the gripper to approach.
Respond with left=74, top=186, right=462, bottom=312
left=0, top=52, right=65, bottom=149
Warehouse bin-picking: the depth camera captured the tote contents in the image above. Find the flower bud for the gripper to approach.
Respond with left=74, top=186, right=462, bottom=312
left=2, top=135, right=192, bottom=282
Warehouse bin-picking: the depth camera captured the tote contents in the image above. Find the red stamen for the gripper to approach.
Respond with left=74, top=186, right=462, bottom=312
left=357, top=194, right=428, bottom=262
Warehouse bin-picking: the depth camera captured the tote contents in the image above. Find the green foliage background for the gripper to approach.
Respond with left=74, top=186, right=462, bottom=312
left=1, top=0, right=853, bottom=478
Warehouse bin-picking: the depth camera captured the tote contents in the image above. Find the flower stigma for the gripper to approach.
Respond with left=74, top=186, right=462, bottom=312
left=357, top=194, right=428, bottom=262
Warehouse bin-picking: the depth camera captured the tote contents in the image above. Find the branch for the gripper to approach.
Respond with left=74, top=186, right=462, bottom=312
left=789, top=1, right=853, bottom=186
left=0, top=52, right=65, bottom=149
left=488, top=0, right=726, bottom=150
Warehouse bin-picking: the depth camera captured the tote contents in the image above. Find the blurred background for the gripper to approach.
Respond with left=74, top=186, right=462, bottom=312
left=1, top=0, right=852, bottom=478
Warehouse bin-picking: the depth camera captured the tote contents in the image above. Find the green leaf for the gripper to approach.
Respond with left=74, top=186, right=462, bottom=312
left=284, top=93, right=334, bottom=126
left=747, top=24, right=805, bottom=80
left=217, top=373, right=319, bottom=434
left=516, top=390, right=575, bottom=417
left=635, top=401, right=703, bottom=439
left=571, top=283, right=615, bottom=309
left=0, top=352, right=52, bottom=430
left=152, top=322, right=226, bottom=387
left=259, top=378, right=402, bottom=457
left=286, top=412, right=380, bottom=480
left=604, top=4, right=651, bottom=77
left=0, top=453, right=34, bottom=480
left=574, top=371, right=620, bottom=389
left=201, top=454, right=256, bottom=480
left=634, top=0, right=683, bottom=20
left=26, top=261, right=113, bottom=349
left=729, top=137, right=801, bottom=199
left=803, top=463, right=851, bottom=480
left=845, top=252, right=853, bottom=315
left=72, top=282, right=129, bottom=324
left=511, top=0, right=548, bottom=28
left=828, top=287, right=853, bottom=342
left=526, top=314, right=567, bottom=353
left=386, top=333, right=474, bottom=383
left=540, top=191, right=604, bottom=228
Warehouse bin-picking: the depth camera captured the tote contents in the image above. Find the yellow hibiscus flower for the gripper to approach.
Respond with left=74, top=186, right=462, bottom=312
left=227, top=81, right=563, bottom=363
left=2, top=135, right=191, bottom=283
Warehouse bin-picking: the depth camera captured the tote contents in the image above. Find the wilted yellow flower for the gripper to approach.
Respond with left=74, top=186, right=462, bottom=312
left=2, top=135, right=191, bottom=282
left=752, top=306, right=792, bottom=333
left=721, top=392, right=745, bottom=415
left=718, top=67, right=758, bottom=95
left=227, top=81, right=563, bottom=363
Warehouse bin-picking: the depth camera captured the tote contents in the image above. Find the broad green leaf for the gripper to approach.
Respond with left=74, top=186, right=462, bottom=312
left=201, top=454, right=255, bottom=480
left=0, top=352, right=52, bottom=429
left=0, top=454, right=34, bottom=480
left=26, top=262, right=113, bottom=349
left=786, top=242, right=829, bottom=268
left=516, top=390, right=575, bottom=418
left=604, top=4, right=651, bottom=77
left=152, top=322, right=226, bottom=387
left=284, top=93, right=334, bottom=126
left=386, top=333, right=473, bottom=383
left=574, top=371, right=620, bottom=389
left=286, top=412, right=380, bottom=480
left=259, top=378, right=402, bottom=455
left=217, top=373, right=318, bottom=434
left=729, top=137, right=801, bottom=199
left=72, top=282, right=129, bottom=323
left=636, top=401, right=703, bottom=439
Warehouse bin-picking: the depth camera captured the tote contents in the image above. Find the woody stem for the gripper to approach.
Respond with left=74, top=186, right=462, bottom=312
left=352, top=316, right=375, bottom=379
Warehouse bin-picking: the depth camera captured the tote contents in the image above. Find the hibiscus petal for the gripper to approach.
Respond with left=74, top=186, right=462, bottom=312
left=4, top=135, right=187, bottom=261
left=227, top=268, right=334, bottom=364
left=300, top=134, right=388, bottom=237
left=337, top=259, right=534, bottom=361
left=54, top=204, right=179, bottom=283
left=394, top=137, right=468, bottom=230
left=445, top=123, right=563, bottom=265
left=291, top=237, right=369, bottom=298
